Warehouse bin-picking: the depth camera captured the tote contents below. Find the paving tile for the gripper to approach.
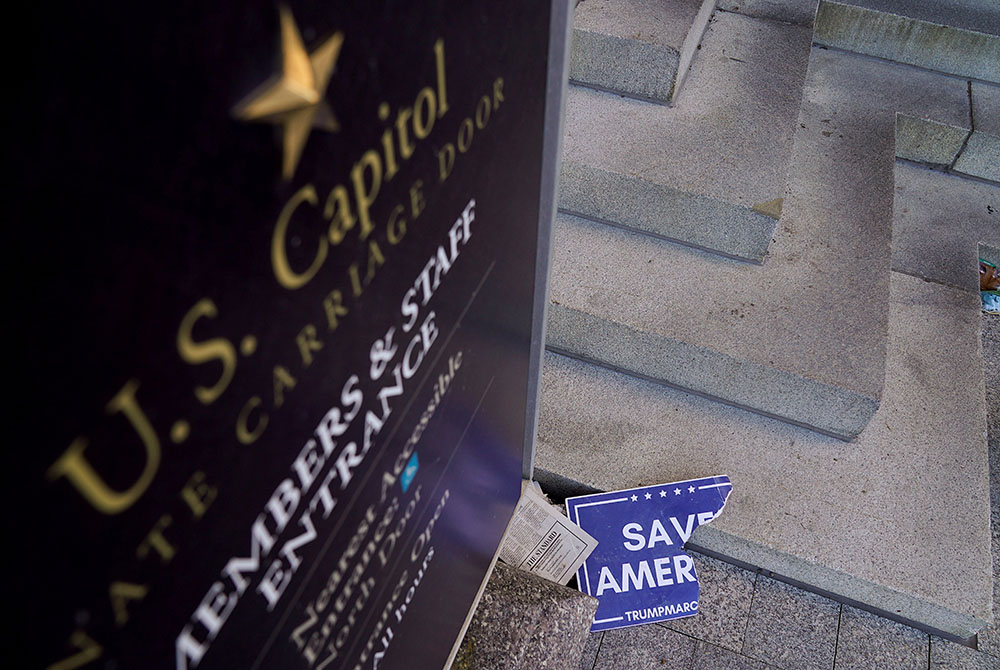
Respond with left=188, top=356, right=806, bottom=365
left=580, top=632, right=602, bottom=670
left=834, top=605, right=929, bottom=669
left=661, top=553, right=757, bottom=653
left=931, top=637, right=1000, bottom=669
left=743, top=575, right=840, bottom=670
left=593, top=624, right=697, bottom=669
left=692, top=639, right=770, bottom=669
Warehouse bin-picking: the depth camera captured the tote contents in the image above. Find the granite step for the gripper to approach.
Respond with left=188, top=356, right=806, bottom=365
left=715, top=0, right=819, bottom=26
left=548, top=46, right=972, bottom=440
left=450, top=562, right=598, bottom=670
left=896, top=81, right=1000, bottom=184
left=560, top=9, right=814, bottom=263
left=569, top=0, right=715, bottom=104
left=814, top=0, right=1000, bottom=84
left=890, top=161, right=1000, bottom=292
left=535, top=268, right=993, bottom=639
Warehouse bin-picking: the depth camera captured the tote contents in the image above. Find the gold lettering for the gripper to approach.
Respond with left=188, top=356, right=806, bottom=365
left=177, top=299, right=237, bottom=405
left=437, top=143, right=455, bottom=182
left=180, top=470, right=217, bottom=519
left=475, top=95, right=491, bottom=129
left=350, top=150, right=382, bottom=241
left=324, top=185, right=356, bottom=245
left=273, top=365, right=297, bottom=408
left=296, top=324, right=324, bottom=367
left=434, top=39, right=449, bottom=118
left=377, top=102, right=399, bottom=184
left=348, top=263, right=364, bottom=297
left=136, top=514, right=176, bottom=563
left=237, top=396, right=268, bottom=445
left=110, top=581, right=148, bottom=626
left=366, top=239, right=385, bottom=284
left=412, top=87, right=436, bottom=139
left=395, top=107, right=416, bottom=160
left=457, top=118, right=473, bottom=153
left=49, top=631, right=102, bottom=670
left=386, top=204, right=406, bottom=245
left=323, top=290, right=348, bottom=331
left=493, top=77, right=505, bottom=107
left=410, top=179, right=426, bottom=220
left=273, top=185, right=327, bottom=290
left=47, top=380, right=160, bottom=515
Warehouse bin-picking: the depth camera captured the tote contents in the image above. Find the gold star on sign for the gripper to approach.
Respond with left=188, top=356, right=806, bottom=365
left=233, top=5, right=343, bottom=180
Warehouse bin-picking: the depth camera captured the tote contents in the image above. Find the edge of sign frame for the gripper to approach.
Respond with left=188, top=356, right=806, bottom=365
left=523, top=0, right=573, bottom=481
left=441, top=1, right=574, bottom=667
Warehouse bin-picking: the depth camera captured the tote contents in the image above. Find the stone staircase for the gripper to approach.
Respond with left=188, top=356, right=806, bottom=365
left=533, top=0, right=999, bottom=645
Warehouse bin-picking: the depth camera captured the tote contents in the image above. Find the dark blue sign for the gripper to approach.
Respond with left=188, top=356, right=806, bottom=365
left=567, top=476, right=732, bottom=632
left=11, top=2, right=568, bottom=668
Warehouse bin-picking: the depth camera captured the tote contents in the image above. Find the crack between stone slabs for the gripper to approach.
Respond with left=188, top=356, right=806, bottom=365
left=740, top=571, right=758, bottom=657
left=808, top=44, right=1000, bottom=90
left=888, top=266, right=979, bottom=295
left=832, top=603, right=843, bottom=669
left=927, top=633, right=933, bottom=669
left=588, top=631, right=603, bottom=670
left=948, top=81, right=976, bottom=172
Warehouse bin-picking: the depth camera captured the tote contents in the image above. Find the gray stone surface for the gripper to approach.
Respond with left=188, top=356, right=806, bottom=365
left=580, top=631, right=602, bottom=670
left=451, top=562, right=598, bottom=670
left=975, top=83, right=1000, bottom=135
left=890, top=162, right=1000, bottom=292
left=896, top=114, right=970, bottom=166
left=931, top=637, right=1000, bottom=669
left=742, top=576, right=840, bottom=670
left=551, top=47, right=971, bottom=438
left=691, top=640, right=769, bottom=669
left=983, top=243, right=1000, bottom=269
left=977, top=314, right=1000, bottom=660
left=814, top=0, right=1000, bottom=83
left=562, top=11, right=811, bottom=255
left=537, top=270, right=992, bottom=637
left=834, top=605, right=929, bottom=669
left=569, top=0, right=713, bottom=103
left=660, top=553, right=757, bottom=653
left=593, top=624, right=697, bottom=668
left=558, top=162, right=778, bottom=262
left=716, top=0, right=818, bottom=27
left=955, top=132, right=1000, bottom=184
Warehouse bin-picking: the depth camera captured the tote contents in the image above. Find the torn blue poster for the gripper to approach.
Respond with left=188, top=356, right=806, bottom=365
left=567, top=475, right=732, bottom=632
